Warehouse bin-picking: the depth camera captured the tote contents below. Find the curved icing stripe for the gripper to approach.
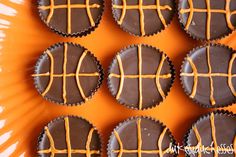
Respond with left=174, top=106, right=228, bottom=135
left=156, top=54, right=167, bottom=100
left=86, top=0, right=95, bottom=26
left=207, top=46, right=215, bottom=105
left=138, top=45, right=143, bottom=109
left=180, top=0, right=236, bottom=39
left=228, top=53, right=236, bottom=97
left=156, top=0, right=167, bottom=27
left=38, top=117, right=100, bottom=156
left=158, top=127, right=167, bottom=157
left=76, top=50, right=89, bottom=101
left=115, top=54, right=125, bottom=100
left=186, top=57, right=198, bottom=98
left=63, top=43, right=68, bottom=104
left=118, top=0, right=126, bottom=25
left=42, top=50, right=54, bottom=97
left=47, top=0, right=54, bottom=23
left=112, top=119, right=174, bottom=156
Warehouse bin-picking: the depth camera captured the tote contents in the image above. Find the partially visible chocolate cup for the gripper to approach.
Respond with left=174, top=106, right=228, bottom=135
left=107, top=116, right=178, bottom=157
left=33, top=42, right=103, bottom=106
left=37, top=116, right=102, bottom=157
left=38, top=0, right=104, bottom=37
left=108, top=44, right=175, bottom=110
left=180, top=43, right=236, bottom=108
left=184, top=110, right=236, bottom=157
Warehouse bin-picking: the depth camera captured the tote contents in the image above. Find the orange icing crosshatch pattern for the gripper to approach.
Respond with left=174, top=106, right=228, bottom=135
left=0, top=0, right=235, bottom=157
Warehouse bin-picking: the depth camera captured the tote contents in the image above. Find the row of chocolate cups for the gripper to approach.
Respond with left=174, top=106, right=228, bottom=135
left=33, top=42, right=236, bottom=109
left=38, top=0, right=236, bottom=40
left=37, top=110, right=236, bottom=157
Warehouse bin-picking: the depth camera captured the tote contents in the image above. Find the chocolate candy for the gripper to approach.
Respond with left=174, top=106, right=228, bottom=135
left=33, top=42, right=103, bottom=105
left=178, top=0, right=236, bottom=40
left=108, top=44, right=175, bottom=110
left=38, top=116, right=101, bottom=157
left=38, top=0, right=104, bottom=37
left=181, top=44, right=236, bottom=108
left=184, top=111, right=236, bottom=157
left=112, top=0, right=175, bottom=36
left=108, top=117, right=177, bottom=157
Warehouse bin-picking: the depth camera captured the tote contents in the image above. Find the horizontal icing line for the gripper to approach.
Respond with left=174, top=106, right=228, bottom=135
left=112, top=149, right=172, bottom=154
left=113, top=5, right=172, bottom=10
left=32, top=72, right=100, bottom=77
left=181, top=73, right=236, bottom=77
left=39, top=4, right=100, bottom=10
left=180, top=8, right=236, bottom=14
left=109, top=73, right=172, bottom=79
left=38, top=149, right=100, bottom=154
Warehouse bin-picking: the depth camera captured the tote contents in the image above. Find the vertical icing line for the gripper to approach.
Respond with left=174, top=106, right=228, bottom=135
left=137, top=119, right=142, bottom=157
left=86, top=128, right=94, bottom=157
left=86, top=0, right=95, bottom=26
left=138, top=45, right=143, bottom=110
left=65, top=117, right=72, bottom=157
left=158, top=127, right=167, bottom=157
left=63, top=43, right=68, bottom=104
left=46, top=0, right=55, bottom=23
left=225, top=0, right=234, bottom=30
left=116, top=55, right=125, bottom=100
left=187, top=57, right=198, bottom=98
left=206, top=0, right=211, bottom=40
left=42, top=50, right=54, bottom=96
left=76, top=50, right=89, bottom=101
left=139, top=0, right=145, bottom=36
left=67, top=0, right=71, bottom=33
left=193, top=126, right=202, bottom=157
left=210, top=113, right=218, bottom=157
left=156, top=54, right=167, bottom=100
left=207, top=46, right=215, bottom=105
left=184, top=0, right=194, bottom=29
left=118, top=0, right=127, bottom=25
left=228, top=53, right=236, bottom=96
left=114, top=130, right=123, bottom=157
left=156, top=0, right=167, bottom=27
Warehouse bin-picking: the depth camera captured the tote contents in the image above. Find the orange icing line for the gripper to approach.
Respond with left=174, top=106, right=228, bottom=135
left=114, top=130, right=123, bottom=157
left=109, top=73, right=172, bottom=79
left=33, top=72, right=99, bottom=77
left=67, top=0, right=71, bottom=33
left=207, top=46, right=215, bottom=105
left=206, top=0, right=211, bottom=40
left=76, top=50, right=89, bottom=101
left=137, top=118, right=142, bottom=157
left=139, top=0, right=145, bottom=36
left=210, top=113, right=218, bottom=157
left=86, top=128, right=95, bottom=157
left=156, top=0, right=167, bottom=27
left=228, top=53, right=236, bottom=97
left=115, top=54, right=125, bottom=100
left=38, top=117, right=100, bottom=156
left=226, top=0, right=234, bottom=30
left=47, top=0, right=54, bottom=23
left=234, top=135, right=236, bottom=156
left=113, top=5, right=171, bottom=10
left=184, top=0, right=194, bottom=29
left=39, top=4, right=100, bottom=10
left=138, top=45, right=143, bottom=109
left=42, top=50, right=54, bottom=97
left=156, top=54, right=167, bottom=100
left=86, top=0, right=95, bottom=26
left=158, top=127, right=167, bottom=157
left=186, top=57, right=198, bottom=98
left=181, top=73, right=236, bottom=77
left=118, top=0, right=126, bottom=25
left=63, top=43, right=68, bottom=104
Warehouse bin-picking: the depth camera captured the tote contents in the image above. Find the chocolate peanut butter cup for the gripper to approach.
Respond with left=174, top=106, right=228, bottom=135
left=112, top=0, right=175, bottom=36
left=180, top=44, right=236, bottom=108
left=108, top=44, right=175, bottom=110
left=184, top=111, right=236, bottom=157
left=107, top=117, right=178, bottom=157
left=38, top=0, right=104, bottom=37
left=33, top=42, right=103, bottom=106
left=37, top=116, right=102, bottom=157
left=178, top=0, right=236, bottom=40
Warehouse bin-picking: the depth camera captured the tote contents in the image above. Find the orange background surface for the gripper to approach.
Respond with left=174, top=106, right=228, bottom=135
left=0, top=0, right=235, bottom=156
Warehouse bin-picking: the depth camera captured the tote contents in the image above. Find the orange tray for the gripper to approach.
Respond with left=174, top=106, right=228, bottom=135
left=0, top=0, right=235, bottom=156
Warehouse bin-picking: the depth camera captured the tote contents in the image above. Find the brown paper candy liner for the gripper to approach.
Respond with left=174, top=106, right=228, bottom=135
left=37, top=0, right=104, bottom=37
left=37, top=115, right=103, bottom=157
left=33, top=42, right=104, bottom=106
left=107, top=44, right=175, bottom=110
left=180, top=43, right=236, bottom=108
left=107, top=116, right=178, bottom=157
left=183, top=110, right=236, bottom=157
